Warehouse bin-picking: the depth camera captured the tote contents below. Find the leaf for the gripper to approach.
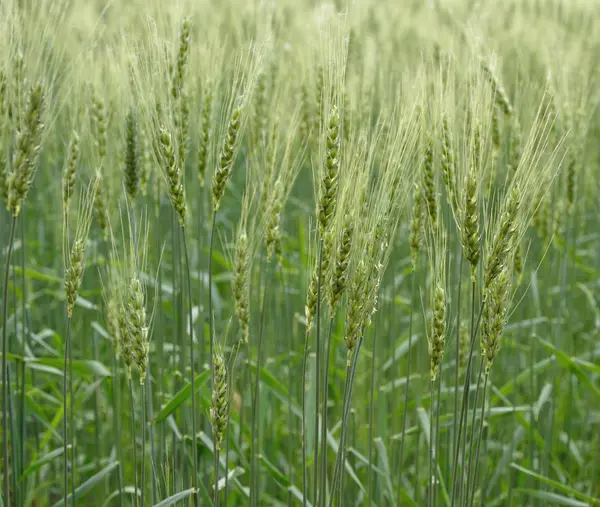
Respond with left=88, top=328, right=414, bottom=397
left=154, top=369, right=211, bottom=423
left=510, top=464, right=598, bottom=504
left=28, top=358, right=111, bottom=377
left=100, top=486, right=138, bottom=507
left=514, top=489, right=591, bottom=506
left=259, top=454, right=289, bottom=487
left=154, top=488, right=197, bottom=507
left=416, top=407, right=450, bottom=506
left=21, top=446, right=68, bottom=481
left=52, top=461, right=119, bottom=507
left=535, top=336, right=600, bottom=401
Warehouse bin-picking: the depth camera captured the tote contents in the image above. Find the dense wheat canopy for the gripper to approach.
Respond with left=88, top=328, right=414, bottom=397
left=0, top=0, right=599, bottom=505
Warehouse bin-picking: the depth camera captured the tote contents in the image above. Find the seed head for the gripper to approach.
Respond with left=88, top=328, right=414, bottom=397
left=127, top=276, right=149, bottom=384
left=318, top=105, right=341, bottom=233
left=8, top=83, right=45, bottom=217
left=409, top=182, right=424, bottom=271
left=159, top=126, right=187, bottom=226
left=124, top=110, right=140, bottom=200
left=197, top=88, right=213, bottom=187
left=210, top=351, right=229, bottom=450
left=422, top=132, right=437, bottom=225
left=232, top=231, right=250, bottom=345
left=171, top=17, right=191, bottom=99
left=484, top=186, right=520, bottom=292
left=212, top=106, right=241, bottom=210
left=65, top=239, right=85, bottom=319
left=329, top=217, right=353, bottom=312
left=62, top=130, right=80, bottom=209
left=265, top=179, right=283, bottom=263
left=428, top=285, right=446, bottom=381
left=481, top=269, right=510, bottom=374
left=440, top=115, right=459, bottom=214
left=462, top=169, right=480, bottom=280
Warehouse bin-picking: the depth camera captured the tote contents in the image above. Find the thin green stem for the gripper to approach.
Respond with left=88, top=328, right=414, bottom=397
left=453, top=256, right=464, bottom=467
left=398, top=267, right=416, bottom=497
left=181, top=227, right=198, bottom=503
left=129, top=377, right=138, bottom=507
left=465, top=357, right=485, bottom=505
left=313, top=239, right=324, bottom=507
left=469, top=373, right=489, bottom=507
left=2, top=216, right=16, bottom=505
left=320, top=317, right=334, bottom=507
left=337, top=336, right=363, bottom=506
left=68, top=310, right=75, bottom=505
left=63, top=315, right=72, bottom=506
left=301, top=328, right=311, bottom=507
left=451, top=281, right=483, bottom=506
left=367, top=327, right=377, bottom=507
left=251, top=259, right=270, bottom=507
left=141, top=383, right=146, bottom=507
left=429, top=379, right=435, bottom=507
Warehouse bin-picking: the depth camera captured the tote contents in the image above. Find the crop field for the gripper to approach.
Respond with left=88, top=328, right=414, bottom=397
left=0, top=0, right=599, bottom=505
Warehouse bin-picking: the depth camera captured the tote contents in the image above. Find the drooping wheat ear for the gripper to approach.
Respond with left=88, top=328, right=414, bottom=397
left=212, top=105, right=241, bottom=210
left=128, top=276, right=149, bottom=384
left=484, top=185, right=520, bottom=292
left=422, top=132, right=437, bottom=225
left=428, top=284, right=446, bottom=381
left=91, top=92, right=109, bottom=234
left=265, top=179, right=284, bottom=263
left=409, top=182, right=424, bottom=271
left=482, top=63, right=513, bottom=116
left=210, top=350, right=229, bottom=450
left=62, top=130, right=80, bottom=209
left=440, top=114, right=458, bottom=214
left=232, top=230, right=250, bottom=345
left=171, top=17, right=191, bottom=100
left=344, top=259, right=368, bottom=364
left=197, top=87, right=213, bottom=187
left=481, top=268, right=510, bottom=374
left=8, top=82, right=45, bottom=217
left=124, top=110, right=140, bottom=201
left=462, top=168, right=480, bottom=281
left=107, top=295, right=121, bottom=360
left=159, top=126, right=187, bottom=226
left=318, top=105, right=341, bottom=234
left=329, top=216, right=354, bottom=312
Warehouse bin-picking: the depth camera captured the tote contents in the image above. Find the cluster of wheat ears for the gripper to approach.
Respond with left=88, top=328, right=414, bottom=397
left=0, top=0, right=599, bottom=505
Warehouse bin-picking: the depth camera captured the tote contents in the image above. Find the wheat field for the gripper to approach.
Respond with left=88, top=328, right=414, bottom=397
left=0, top=0, right=599, bottom=505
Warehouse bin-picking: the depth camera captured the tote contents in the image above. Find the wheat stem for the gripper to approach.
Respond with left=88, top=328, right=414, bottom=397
left=1, top=215, right=16, bottom=505
left=397, top=266, right=416, bottom=494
